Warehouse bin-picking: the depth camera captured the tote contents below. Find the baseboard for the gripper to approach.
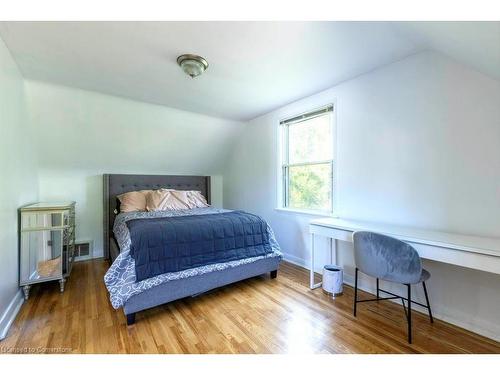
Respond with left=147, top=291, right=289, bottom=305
left=282, top=253, right=308, bottom=268
left=281, top=252, right=500, bottom=342
left=0, top=289, right=24, bottom=341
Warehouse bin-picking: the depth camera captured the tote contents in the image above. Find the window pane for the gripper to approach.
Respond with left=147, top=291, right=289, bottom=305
left=288, top=114, right=332, bottom=164
left=288, top=163, right=331, bottom=211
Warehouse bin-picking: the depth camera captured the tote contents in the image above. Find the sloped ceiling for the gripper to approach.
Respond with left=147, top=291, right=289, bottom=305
left=0, top=21, right=498, bottom=121
left=395, top=21, right=500, bottom=81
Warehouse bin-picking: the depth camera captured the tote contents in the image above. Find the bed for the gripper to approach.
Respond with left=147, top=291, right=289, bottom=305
left=102, top=174, right=282, bottom=324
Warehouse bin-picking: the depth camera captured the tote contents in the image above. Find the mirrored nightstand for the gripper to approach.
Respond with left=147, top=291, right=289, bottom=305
left=19, top=202, right=76, bottom=300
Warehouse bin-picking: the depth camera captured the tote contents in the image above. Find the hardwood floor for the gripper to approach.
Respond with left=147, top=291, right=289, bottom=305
left=1, top=260, right=499, bottom=354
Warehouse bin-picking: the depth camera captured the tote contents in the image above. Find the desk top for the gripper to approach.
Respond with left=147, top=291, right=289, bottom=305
left=310, top=217, right=500, bottom=258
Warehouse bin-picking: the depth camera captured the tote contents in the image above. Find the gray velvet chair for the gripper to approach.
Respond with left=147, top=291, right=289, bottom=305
left=352, top=231, right=433, bottom=343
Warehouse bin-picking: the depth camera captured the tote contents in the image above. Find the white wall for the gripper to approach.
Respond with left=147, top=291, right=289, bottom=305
left=0, top=38, right=38, bottom=339
left=25, top=81, right=244, bottom=258
left=224, top=51, right=500, bottom=340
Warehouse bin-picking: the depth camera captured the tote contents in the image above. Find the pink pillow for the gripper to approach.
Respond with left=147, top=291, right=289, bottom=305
left=146, top=189, right=190, bottom=211
left=117, top=190, right=152, bottom=212
left=145, top=189, right=210, bottom=211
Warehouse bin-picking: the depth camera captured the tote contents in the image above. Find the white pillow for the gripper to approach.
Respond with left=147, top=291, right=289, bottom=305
left=185, top=190, right=210, bottom=209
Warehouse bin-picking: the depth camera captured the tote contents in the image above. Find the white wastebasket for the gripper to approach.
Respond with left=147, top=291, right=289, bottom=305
left=322, top=265, right=343, bottom=297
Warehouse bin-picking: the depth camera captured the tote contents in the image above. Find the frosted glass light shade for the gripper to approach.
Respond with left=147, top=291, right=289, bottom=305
left=177, top=54, right=209, bottom=78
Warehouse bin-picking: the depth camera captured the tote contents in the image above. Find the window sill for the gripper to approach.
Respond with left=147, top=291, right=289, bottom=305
left=274, top=207, right=336, bottom=218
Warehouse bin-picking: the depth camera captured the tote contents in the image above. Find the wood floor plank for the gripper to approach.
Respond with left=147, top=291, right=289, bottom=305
left=0, top=259, right=498, bottom=354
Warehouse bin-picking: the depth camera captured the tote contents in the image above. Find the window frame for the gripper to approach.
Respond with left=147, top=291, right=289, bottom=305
left=278, top=104, right=336, bottom=215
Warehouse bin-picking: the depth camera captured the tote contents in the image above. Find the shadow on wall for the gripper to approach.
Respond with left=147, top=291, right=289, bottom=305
left=85, top=174, right=103, bottom=257
left=272, top=212, right=311, bottom=263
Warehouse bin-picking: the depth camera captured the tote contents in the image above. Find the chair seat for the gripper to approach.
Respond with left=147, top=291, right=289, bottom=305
left=420, top=268, right=431, bottom=282
left=378, top=268, right=430, bottom=284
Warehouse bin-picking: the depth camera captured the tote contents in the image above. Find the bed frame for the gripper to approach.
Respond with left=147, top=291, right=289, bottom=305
left=102, top=174, right=280, bottom=325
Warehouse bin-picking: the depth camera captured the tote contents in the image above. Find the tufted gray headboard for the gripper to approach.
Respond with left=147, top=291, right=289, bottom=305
left=103, top=174, right=211, bottom=260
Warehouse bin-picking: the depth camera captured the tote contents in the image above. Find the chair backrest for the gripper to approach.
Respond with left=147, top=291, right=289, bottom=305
left=352, top=231, right=422, bottom=284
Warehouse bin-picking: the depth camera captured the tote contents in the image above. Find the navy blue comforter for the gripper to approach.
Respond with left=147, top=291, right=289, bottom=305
left=127, top=211, right=273, bottom=281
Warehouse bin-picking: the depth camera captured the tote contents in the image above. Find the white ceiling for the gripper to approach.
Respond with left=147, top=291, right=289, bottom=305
left=0, top=21, right=498, bottom=121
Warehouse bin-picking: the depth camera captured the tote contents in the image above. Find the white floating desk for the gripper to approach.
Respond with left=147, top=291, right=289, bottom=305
left=309, top=217, right=500, bottom=289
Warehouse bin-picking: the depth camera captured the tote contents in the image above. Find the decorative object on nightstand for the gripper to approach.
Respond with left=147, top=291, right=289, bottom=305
left=19, top=202, right=76, bottom=300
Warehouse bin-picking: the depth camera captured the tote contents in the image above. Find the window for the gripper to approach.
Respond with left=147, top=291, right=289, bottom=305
left=280, top=105, right=334, bottom=213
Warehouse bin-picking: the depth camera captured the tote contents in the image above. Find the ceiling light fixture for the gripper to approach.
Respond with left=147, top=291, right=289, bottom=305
left=177, top=54, right=209, bottom=78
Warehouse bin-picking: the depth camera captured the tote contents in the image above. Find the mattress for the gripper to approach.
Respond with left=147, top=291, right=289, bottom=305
left=104, top=207, right=282, bottom=309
